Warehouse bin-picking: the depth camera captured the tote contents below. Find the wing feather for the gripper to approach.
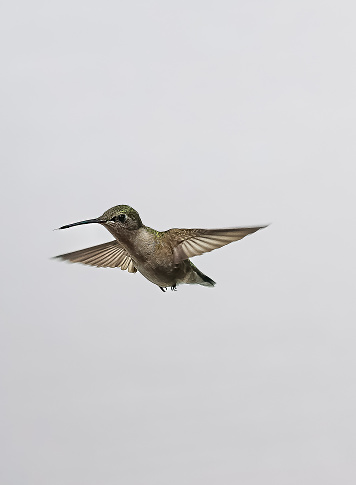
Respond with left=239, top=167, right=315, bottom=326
left=170, top=226, right=267, bottom=263
left=54, top=240, right=137, bottom=272
left=127, top=261, right=136, bottom=273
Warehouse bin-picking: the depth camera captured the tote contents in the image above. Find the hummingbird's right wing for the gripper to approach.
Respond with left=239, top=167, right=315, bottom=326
left=54, top=240, right=137, bottom=273
left=169, top=226, right=267, bottom=264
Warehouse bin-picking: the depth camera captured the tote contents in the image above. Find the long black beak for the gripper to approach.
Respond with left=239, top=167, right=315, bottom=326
left=58, top=218, right=104, bottom=230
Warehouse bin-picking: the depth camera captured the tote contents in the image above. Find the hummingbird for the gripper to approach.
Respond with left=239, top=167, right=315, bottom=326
left=54, top=205, right=267, bottom=292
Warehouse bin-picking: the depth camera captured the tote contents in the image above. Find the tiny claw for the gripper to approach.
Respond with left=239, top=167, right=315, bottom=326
left=171, top=284, right=177, bottom=291
left=160, top=287, right=167, bottom=292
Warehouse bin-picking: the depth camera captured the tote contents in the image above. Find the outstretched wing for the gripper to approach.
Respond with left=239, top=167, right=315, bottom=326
left=169, top=226, right=267, bottom=264
left=54, top=240, right=137, bottom=273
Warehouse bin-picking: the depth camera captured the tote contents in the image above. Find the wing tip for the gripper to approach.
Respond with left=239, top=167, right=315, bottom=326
left=251, top=224, right=270, bottom=233
left=52, top=255, right=66, bottom=261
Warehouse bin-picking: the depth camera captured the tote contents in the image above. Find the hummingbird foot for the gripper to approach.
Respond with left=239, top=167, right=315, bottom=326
left=171, top=284, right=177, bottom=291
left=159, top=287, right=167, bottom=292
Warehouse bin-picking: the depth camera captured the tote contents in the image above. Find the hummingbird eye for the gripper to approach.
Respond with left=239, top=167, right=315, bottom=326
left=108, top=214, right=126, bottom=223
left=109, top=214, right=126, bottom=223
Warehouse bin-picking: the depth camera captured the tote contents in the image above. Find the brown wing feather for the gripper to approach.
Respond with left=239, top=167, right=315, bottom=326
left=53, top=240, right=137, bottom=273
left=169, top=226, right=267, bottom=263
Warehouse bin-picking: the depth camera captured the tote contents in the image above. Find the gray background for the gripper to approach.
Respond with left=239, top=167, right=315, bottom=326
left=1, top=1, right=355, bottom=484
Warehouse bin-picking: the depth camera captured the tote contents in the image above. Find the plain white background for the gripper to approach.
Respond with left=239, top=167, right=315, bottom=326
left=1, top=1, right=355, bottom=484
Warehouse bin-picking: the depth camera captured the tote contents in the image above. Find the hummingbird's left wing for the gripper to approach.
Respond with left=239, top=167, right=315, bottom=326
left=54, top=240, right=137, bottom=273
left=169, top=226, right=267, bottom=264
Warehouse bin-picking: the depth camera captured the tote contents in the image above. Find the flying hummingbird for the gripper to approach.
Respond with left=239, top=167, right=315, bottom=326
left=54, top=205, right=267, bottom=292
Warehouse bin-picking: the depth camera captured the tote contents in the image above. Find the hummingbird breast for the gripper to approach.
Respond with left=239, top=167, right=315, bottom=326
left=113, top=227, right=183, bottom=287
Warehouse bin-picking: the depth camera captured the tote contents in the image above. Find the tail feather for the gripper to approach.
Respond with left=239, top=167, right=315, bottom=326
left=189, top=261, right=216, bottom=287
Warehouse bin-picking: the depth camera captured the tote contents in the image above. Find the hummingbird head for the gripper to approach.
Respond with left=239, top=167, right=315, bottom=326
left=100, top=205, right=143, bottom=231
left=58, top=205, right=143, bottom=231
